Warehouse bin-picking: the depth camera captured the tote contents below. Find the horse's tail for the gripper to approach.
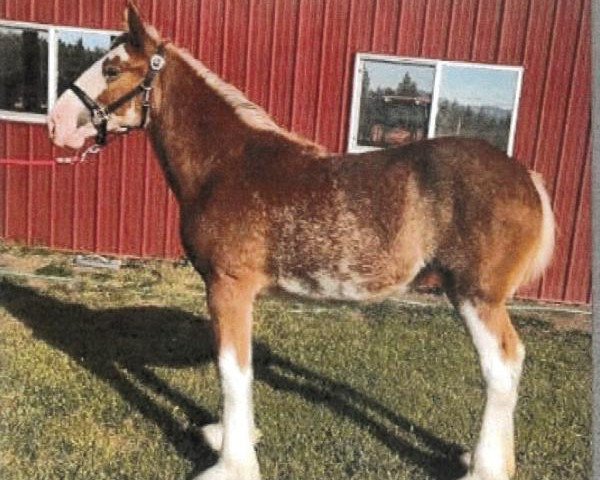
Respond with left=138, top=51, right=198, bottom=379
left=520, top=171, right=556, bottom=285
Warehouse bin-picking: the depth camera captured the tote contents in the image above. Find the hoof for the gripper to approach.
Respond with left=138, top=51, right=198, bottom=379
left=457, top=448, right=514, bottom=480
left=457, top=453, right=513, bottom=480
left=201, top=423, right=262, bottom=452
left=459, top=451, right=472, bottom=468
left=457, top=470, right=510, bottom=480
left=194, top=459, right=260, bottom=480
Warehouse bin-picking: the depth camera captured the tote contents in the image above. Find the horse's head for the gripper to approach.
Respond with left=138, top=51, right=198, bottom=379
left=48, top=2, right=165, bottom=150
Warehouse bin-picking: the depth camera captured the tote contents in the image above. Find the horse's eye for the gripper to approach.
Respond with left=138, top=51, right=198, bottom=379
left=104, top=66, right=121, bottom=81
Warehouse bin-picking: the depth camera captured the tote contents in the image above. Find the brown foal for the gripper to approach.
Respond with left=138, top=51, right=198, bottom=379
left=48, top=3, right=555, bottom=480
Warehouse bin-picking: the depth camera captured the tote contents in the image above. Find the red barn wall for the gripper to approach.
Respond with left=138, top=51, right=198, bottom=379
left=0, top=0, right=591, bottom=304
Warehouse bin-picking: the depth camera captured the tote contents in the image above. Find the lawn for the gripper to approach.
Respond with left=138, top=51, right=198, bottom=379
left=0, top=245, right=591, bottom=480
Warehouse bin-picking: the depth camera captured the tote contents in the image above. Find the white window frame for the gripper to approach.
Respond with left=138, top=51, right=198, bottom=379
left=0, top=20, right=121, bottom=124
left=348, top=53, right=524, bottom=157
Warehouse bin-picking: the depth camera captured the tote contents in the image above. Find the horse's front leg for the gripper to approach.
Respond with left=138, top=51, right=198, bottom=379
left=196, top=273, right=260, bottom=480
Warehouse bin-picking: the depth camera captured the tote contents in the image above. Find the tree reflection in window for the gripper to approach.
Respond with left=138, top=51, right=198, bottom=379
left=435, top=65, right=520, bottom=152
left=57, top=31, right=114, bottom=96
left=0, top=26, right=48, bottom=114
left=357, top=61, right=435, bottom=149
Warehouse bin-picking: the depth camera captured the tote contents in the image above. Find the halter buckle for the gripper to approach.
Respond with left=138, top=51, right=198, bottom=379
left=91, top=107, right=109, bottom=128
left=150, top=54, right=166, bottom=71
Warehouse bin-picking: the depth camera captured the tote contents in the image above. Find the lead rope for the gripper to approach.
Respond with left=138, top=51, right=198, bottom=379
left=55, top=143, right=104, bottom=164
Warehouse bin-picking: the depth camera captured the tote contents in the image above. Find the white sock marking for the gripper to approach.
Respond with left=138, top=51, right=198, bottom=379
left=460, top=302, right=524, bottom=478
left=219, top=348, right=255, bottom=464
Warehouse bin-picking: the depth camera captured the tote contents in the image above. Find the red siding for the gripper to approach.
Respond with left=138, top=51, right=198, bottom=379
left=0, top=0, right=592, bottom=304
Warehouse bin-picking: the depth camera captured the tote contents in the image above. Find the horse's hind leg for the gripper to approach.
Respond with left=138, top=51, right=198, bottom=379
left=196, top=273, right=260, bottom=480
left=457, top=299, right=524, bottom=480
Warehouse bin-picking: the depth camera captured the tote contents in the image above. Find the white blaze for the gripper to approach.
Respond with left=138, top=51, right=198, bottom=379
left=73, top=44, right=129, bottom=98
left=48, top=44, right=131, bottom=149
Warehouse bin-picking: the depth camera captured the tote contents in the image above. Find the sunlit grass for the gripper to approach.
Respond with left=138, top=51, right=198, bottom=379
left=0, top=246, right=591, bottom=479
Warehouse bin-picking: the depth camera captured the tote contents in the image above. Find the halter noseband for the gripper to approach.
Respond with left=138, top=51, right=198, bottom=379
left=69, top=44, right=166, bottom=149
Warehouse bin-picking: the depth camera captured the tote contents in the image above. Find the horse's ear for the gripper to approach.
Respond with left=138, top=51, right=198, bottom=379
left=124, top=0, right=145, bottom=50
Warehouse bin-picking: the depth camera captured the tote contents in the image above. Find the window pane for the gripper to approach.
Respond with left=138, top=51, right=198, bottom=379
left=435, top=65, right=519, bottom=152
left=0, top=26, right=48, bottom=114
left=57, top=30, right=115, bottom=96
left=357, top=60, right=434, bottom=148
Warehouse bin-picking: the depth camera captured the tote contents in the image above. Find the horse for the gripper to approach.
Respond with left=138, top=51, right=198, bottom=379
left=47, top=3, right=555, bottom=480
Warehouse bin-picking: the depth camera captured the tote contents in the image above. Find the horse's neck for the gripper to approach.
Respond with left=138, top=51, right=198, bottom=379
left=148, top=49, right=252, bottom=203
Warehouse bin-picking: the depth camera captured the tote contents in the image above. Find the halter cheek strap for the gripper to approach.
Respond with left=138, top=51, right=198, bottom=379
left=69, top=83, right=110, bottom=145
left=68, top=44, right=166, bottom=148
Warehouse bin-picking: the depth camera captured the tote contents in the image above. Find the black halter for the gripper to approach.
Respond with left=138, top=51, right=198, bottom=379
left=69, top=45, right=166, bottom=147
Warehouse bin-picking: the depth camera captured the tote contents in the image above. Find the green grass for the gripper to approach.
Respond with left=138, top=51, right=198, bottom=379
left=0, top=249, right=591, bottom=480
left=34, top=261, right=75, bottom=278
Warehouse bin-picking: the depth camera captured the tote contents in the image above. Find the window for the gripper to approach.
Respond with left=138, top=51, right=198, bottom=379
left=0, top=26, right=48, bottom=116
left=57, top=30, right=114, bottom=97
left=0, top=21, right=120, bottom=123
left=348, top=54, right=523, bottom=156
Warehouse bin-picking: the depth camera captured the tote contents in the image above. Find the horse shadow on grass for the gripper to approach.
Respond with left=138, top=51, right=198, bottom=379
left=0, top=280, right=466, bottom=480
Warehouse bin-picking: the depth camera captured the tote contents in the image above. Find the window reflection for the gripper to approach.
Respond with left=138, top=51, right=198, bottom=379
left=358, top=61, right=435, bottom=148
left=351, top=56, right=522, bottom=154
left=435, top=66, right=519, bottom=152
left=0, top=26, right=48, bottom=114
left=57, top=30, right=114, bottom=96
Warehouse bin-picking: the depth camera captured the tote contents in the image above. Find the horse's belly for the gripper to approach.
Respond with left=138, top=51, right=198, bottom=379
left=276, top=270, right=406, bottom=302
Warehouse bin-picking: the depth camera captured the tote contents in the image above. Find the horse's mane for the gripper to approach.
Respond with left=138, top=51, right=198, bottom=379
left=168, top=44, right=325, bottom=153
